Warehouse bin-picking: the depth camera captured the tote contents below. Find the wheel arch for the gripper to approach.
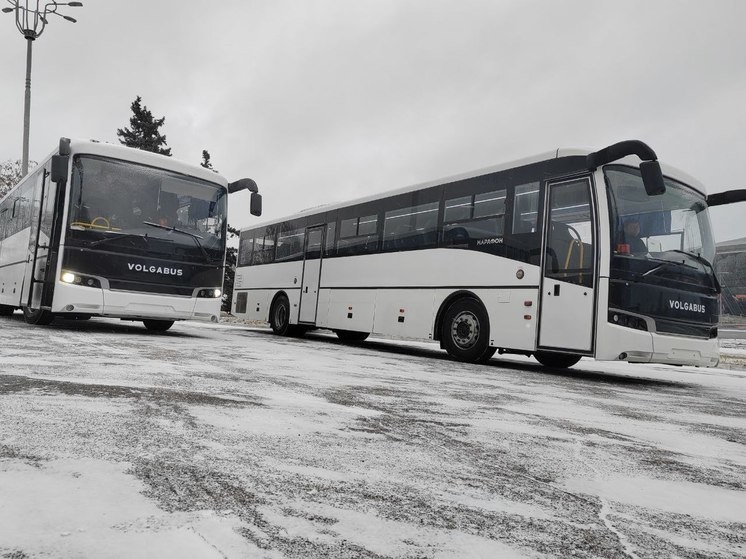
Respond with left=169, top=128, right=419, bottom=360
left=433, top=290, right=487, bottom=344
left=269, top=290, right=291, bottom=320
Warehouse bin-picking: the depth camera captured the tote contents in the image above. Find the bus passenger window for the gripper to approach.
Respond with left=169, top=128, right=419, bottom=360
left=276, top=227, right=305, bottom=262
left=238, top=234, right=254, bottom=267
left=383, top=201, right=439, bottom=251
left=324, top=222, right=336, bottom=256
left=337, top=214, right=379, bottom=256
left=512, top=182, right=540, bottom=234
left=442, top=189, right=505, bottom=252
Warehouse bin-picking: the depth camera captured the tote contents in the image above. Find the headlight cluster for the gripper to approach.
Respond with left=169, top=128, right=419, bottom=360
left=60, top=271, right=101, bottom=288
left=608, top=311, right=648, bottom=331
left=197, top=288, right=222, bottom=298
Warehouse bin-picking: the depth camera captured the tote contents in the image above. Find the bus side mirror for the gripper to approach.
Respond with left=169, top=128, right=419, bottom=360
left=51, top=154, right=69, bottom=183
left=250, top=192, right=262, bottom=217
left=640, top=160, right=665, bottom=196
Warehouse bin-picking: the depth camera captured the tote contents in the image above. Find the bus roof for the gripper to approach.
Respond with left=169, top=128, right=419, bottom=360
left=66, top=139, right=229, bottom=187
left=244, top=146, right=708, bottom=232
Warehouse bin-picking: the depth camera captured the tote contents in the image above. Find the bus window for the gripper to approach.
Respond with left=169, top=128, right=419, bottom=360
left=252, top=227, right=276, bottom=265
left=383, top=201, right=439, bottom=251
left=238, top=232, right=254, bottom=267
left=512, top=182, right=540, bottom=234
left=337, top=213, right=379, bottom=256
left=276, top=227, right=305, bottom=262
left=442, top=189, right=506, bottom=250
left=324, top=222, right=336, bottom=256
left=544, top=179, right=594, bottom=287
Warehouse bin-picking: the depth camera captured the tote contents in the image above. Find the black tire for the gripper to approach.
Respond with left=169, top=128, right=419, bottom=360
left=335, top=330, right=369, bottom=342
left=441, top=298, right=491, bottom=363
left=143, top=319, right=174, bottom=332
left=477, top=346, right=497, bottom=364
left=534, top=351, right=581, bottom=369
left=270, top=295, right=292, bottom=336
left=0, top=304, right=15, bottom=317
left=23, top=306, right=54, bottom=325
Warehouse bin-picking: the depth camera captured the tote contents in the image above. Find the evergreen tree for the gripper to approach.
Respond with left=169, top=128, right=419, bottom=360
left=1, top=159, right=36, bottom=197
left=200, top=150, right=215, bottom=171
left=199, top=149, right=239, bottom=314
left=117, top=96, right=172, bottom=156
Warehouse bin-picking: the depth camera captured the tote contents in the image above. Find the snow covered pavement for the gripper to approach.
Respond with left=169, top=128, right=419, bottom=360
left=1, top=314, right=745, bottom=558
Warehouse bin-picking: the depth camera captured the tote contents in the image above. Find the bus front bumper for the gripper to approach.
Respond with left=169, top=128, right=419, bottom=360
left=51, top=283, right=220, bottom=323
left=596, top=322, right=719, bottom=367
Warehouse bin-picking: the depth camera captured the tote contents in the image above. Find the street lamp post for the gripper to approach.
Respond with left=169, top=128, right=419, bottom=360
left=2, top=1, right=83, bottom=176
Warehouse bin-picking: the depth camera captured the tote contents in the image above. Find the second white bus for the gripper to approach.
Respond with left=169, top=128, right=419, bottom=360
left=231, top=140, right=744, bottom=368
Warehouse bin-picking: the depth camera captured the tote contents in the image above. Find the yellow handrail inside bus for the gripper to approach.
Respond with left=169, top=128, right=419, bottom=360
left=563, top=239, right=584, bottom=283
left=70, top=218, right=121, bottom=232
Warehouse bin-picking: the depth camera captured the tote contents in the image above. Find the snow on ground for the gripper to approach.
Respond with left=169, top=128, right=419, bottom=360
left=0, top=313, right=745, bottom=558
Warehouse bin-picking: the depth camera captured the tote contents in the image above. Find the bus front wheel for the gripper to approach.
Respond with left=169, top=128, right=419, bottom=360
left=534, top=351, right=581, bottom=369
left=335, top=330, right=369, bottom=342
left=23, top=306, right=54, bottom=326
left=143, top=319, right=174, bottom=332
left=270, top=295, right=292, bottom=336
left=441, top=298, right=491, bottom=363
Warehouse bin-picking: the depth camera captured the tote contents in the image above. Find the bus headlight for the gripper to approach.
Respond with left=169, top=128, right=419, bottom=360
left=197, top=288, right=222, bottom=298
left=609, top=311, right=648, bottom=331
left=60, top=271, right=102, bottom=288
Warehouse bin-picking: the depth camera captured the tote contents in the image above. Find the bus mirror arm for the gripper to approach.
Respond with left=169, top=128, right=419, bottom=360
left=586, top=139, right=665, bottom=196
left=706, top=189, right=746, bottom=208
left=228, top=178, right=259, bottom=194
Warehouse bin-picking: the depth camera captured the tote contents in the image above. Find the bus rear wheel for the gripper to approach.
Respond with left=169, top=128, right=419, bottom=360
left=335, top=330, right=369, bottom=342
left=270, top=295, right=292, bottom=336
left=534, top=351, right=581, bottom=369
left=143, top=319, right=174, bottom=332
left=23, top=307, right=54, bottom=325
left=441, top=298, right=491, bottom=363
left=0, top=304, right=15, bottom=317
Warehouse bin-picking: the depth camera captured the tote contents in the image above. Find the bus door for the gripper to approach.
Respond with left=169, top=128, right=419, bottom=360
left=538, top=177, right=597, bottom=352
left=298, top=225, right=325, bottom=323
left=21, top=170, right=57, bottom=309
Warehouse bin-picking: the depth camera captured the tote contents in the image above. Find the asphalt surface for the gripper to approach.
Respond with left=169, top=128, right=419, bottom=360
left=0, top=314, right=744, bottom=558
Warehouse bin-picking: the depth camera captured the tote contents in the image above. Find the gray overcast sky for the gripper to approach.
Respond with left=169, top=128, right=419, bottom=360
left=1, top=0, right=745, bottom=240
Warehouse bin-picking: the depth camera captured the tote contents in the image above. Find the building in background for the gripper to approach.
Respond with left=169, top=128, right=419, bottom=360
left=715, top=237, right=746, bottom=315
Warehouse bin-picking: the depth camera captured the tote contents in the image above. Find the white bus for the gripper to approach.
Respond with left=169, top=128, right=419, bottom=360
left=0, top=138, right=261, bottom=330
left=231, top=140, right=745, bottom=368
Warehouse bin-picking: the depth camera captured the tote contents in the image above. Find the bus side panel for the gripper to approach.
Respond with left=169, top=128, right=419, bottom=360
left=235, top=261, right=305, bottom=324
left=372, top=289, right=437, bottom=340
left=0, top=229, right=32, bottom=307
left=470, top=286, right=540, bottom=352
left=325, top=289, right=376, bottom=333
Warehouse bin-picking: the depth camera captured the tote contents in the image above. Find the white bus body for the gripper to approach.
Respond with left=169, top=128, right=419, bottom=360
left=232, top=141, right=723, bottom=368
left=0, top=138, right=260, bottom=330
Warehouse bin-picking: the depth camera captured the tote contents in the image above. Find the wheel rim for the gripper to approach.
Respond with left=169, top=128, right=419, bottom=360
left=450, top=310, right=480, bottom=350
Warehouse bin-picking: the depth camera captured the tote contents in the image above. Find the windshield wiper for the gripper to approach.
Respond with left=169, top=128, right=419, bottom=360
left=87, top=232, right=149, bottom=249
left=666, top=249, right=720, bottom=290
left=142, top=221, right=219, bottom=263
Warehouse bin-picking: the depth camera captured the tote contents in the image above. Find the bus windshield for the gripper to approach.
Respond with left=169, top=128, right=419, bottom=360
left=66, top=155, right=227, bottom=262
left=605, top=165, right=716, bottom=266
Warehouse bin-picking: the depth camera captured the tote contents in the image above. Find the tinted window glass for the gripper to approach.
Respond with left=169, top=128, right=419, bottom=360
left=276, top=227, right=304, bottom=262
left=238, top=232, right=253, bottom=266
left=383, top=201, right=439, bottom=251
left=512, top=182, right=540, bottom=234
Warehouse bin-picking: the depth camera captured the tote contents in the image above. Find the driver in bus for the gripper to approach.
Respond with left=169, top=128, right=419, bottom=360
left=623, top=218, right=647, bottom=255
